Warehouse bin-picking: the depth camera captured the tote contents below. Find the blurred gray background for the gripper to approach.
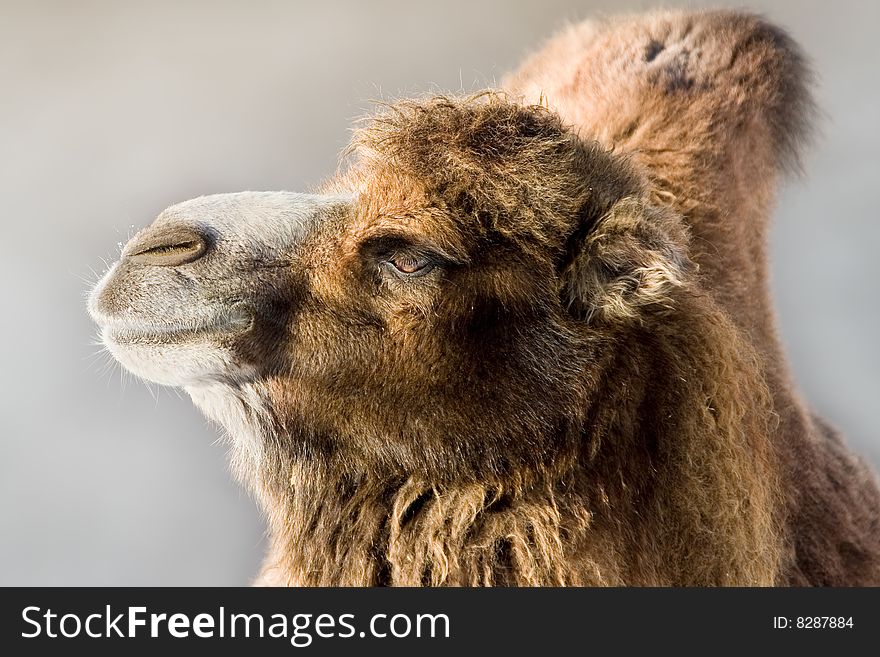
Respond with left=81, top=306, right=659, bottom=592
left=1, top=0, right=877, bottom=585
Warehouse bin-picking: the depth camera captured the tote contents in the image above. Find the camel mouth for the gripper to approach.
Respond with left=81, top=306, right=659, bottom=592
left=100, top=306, right=253, bottom=346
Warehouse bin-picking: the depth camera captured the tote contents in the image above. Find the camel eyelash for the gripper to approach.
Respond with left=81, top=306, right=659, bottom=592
left=380, top=253, right=436, bottom=278
left=361, top=234, right=450, bottom=279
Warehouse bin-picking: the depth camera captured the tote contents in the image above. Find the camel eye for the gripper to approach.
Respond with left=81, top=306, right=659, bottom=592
left=389, top=254, right=429, bottom=274
left=380, top=252, right=435, bottom=278
left=362, top=235, right=445, bottom=280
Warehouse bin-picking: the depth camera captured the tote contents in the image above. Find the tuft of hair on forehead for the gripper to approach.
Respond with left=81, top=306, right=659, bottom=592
left=346, top=92, right=646, bottom=259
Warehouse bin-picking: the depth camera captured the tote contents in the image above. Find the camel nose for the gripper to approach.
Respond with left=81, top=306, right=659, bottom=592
left=123, top=225, right=208, bottom=266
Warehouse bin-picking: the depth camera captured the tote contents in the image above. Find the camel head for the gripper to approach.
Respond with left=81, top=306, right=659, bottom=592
left=88, top=95, right=690, bottom=485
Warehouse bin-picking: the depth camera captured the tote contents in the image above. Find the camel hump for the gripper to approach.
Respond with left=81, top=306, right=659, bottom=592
left=505, top=10, right=814, bottom=179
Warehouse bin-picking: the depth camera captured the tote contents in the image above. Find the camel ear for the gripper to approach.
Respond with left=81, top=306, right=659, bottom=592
left=560, top=197, right=691, bottom=322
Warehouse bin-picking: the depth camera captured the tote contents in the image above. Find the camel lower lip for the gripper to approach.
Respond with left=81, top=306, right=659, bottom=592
left=103, top=315, right=252, bottom=344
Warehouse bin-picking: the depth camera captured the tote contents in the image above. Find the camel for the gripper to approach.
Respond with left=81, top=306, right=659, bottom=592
left=88, top=10, right=880, bottom=585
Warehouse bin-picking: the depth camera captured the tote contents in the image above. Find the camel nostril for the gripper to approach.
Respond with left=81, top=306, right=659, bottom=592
left=125, top=225, right=209, bottom=266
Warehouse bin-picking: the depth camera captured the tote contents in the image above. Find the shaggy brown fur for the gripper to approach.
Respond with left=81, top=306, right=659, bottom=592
left=248, top=89, right=786, bottom=585
left=250, top=10, right=880, bottom=586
